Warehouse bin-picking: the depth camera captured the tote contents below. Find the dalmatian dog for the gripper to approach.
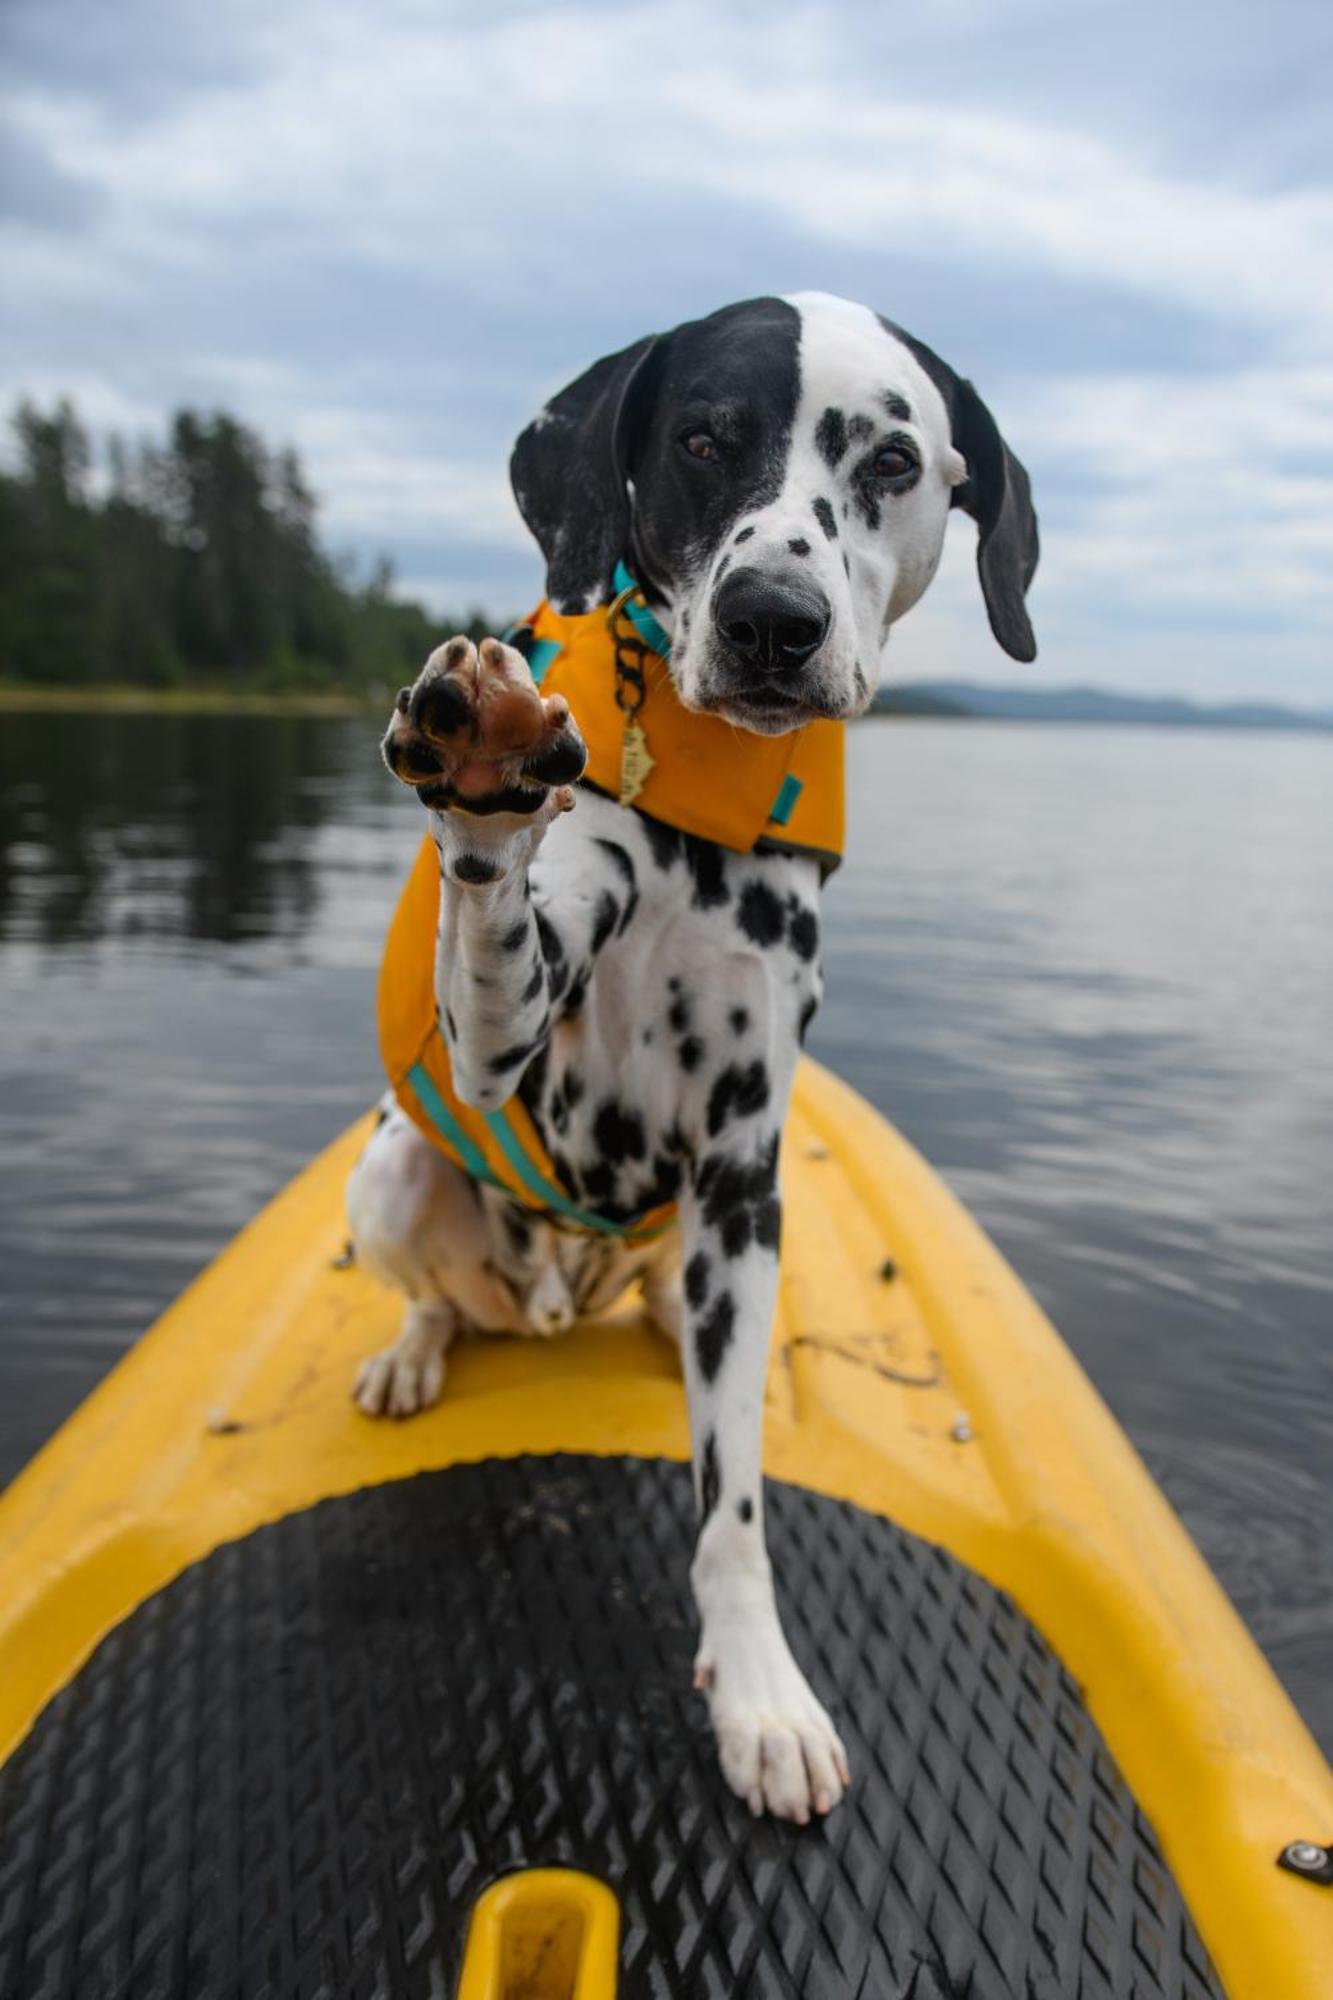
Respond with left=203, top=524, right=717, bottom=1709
left=347, top=291, right=1038, bottom=1823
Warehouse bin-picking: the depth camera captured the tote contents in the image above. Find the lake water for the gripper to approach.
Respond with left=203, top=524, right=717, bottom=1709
left=1, top=709, right=1329, bottom=1756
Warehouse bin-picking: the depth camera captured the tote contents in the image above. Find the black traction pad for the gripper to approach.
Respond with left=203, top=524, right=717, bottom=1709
left=0, top=1454, right=1223, bottom=1999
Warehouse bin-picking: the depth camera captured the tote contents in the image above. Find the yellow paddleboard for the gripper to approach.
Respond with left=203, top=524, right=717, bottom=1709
left=0, top=1061, right=1328, bottom=1998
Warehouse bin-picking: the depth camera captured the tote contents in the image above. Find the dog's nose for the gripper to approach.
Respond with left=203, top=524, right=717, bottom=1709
left=714, top=569, right=831, bottom=670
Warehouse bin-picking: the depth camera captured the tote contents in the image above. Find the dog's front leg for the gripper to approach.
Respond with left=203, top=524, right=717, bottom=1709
left=382, top=635, right=587, bottom=1109
left=682, top=1118, right=850, bottom=1823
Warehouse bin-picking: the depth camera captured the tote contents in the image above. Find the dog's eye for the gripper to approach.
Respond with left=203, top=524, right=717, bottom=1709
left=681, top=429, right=720, bottom=463
left=870, top=444, right=917, bottom=481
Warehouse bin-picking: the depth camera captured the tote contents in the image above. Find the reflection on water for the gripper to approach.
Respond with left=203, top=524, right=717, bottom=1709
left=0, top=711, right=352, bottom=947
left=1, top=709, right=1330, bottom=1753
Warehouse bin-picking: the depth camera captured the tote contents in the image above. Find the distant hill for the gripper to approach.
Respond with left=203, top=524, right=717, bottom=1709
left=871, top=681, right=1333, bottom=732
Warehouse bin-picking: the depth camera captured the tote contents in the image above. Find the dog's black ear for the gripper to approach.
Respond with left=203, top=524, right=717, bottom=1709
left=510, top=334, right=664, bottom=614
left=885, top=322, right=1039, bottom=662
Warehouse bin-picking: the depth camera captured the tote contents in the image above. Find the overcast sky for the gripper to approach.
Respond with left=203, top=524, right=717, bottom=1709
left=3, top=0, right=1331, bottom=702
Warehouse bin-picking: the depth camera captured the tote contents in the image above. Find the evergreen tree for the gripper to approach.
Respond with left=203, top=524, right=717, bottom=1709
left=0, top=397, right=492, bottom=691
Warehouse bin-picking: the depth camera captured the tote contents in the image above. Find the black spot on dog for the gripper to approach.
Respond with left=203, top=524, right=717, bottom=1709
left=720, top=1206, right=752, bottom=1258
left=842, top=551, right=851, bottom=578
left=812, top=495, right=838, bottom=542
left=443, top=1007, right=457, bottom=1041
left=635, top=1153, right=683, bottom=1210
left=594, top=838, right=636, bottom=894
left=551, top=1148, right=579, bottom=1197
left=696, top=1291, right=735, bottom=1383
left=737, top=879, right=785, bottom=947
left=678, top=1035, right=704, bottom=1073
left=520, top=958, right=546, bottom=1004
left=855, top=484, right=882, bottom=534
left=488, top=1035, right=541, bottom=1075
left=798, top=995, right=818, bottom=1044
left=787, top=536, right=811, bottom=558
left=700, top=1429, right=721, bottom=1525
left=562, top=975, right=587, bottom=1019
left=532, top=916, right=564, bottom=980
left=728, top=1006, right=750, bottom=1036
left=788, top=903, right=819, bottom=962
left=642, top=817, right=682, bottom=872
left=374, top=1102, right=391, bottom=1128
left=594, top=1098, right=647, bottom=1164
left=641, top=1025, right=654, bottom=1046
left=590, top=888, right=620, bottom=955
left=452, top=853, right=498, bottom=885
left=583, top=1160, right=615, bottom=1203
left=500, top=919, right=527, bottom=954
left=735, top=525, right=755, bottom=544
left=738, top=1496, right=754, bottom=1524
left=707, top=1060, right=770, bottom=1137
left=685, top=1251, right=710, bottom=1309
left=501, top=1205, right=533, bottom=1254
left=847, top=413, right=875, bottom=443
left=716, top=552, right=731, bottom=583
left=663, top=1118, right=694, bottom=1167
left=755, top=1195, right=781, bottom=1251
left=883, top=390, right=912, bottom=422
left=815, top=406, right=847, bottom=469
left=524, top=1039, right=548, bottom=1103
left=683, top=833, right=729, bottom=910
left=644, top=1160, right=680, bottom=1200
left=668, top=990, right=692, bottom=1035
left=564, top=1070, right=585, bottom=1110
left=695, top=1138, right=780, bottom=1231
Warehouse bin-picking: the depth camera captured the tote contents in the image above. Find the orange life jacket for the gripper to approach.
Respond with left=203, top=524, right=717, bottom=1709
left=378, top=570, right=846, bottom=1236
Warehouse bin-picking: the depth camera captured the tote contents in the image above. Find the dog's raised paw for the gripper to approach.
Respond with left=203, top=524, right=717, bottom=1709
left=382, top=635, right=586, bottom=818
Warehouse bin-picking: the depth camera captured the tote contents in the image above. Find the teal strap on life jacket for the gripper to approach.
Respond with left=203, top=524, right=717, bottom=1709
left=769, top=773, right=804, bottom=825
left=408, top=1053, right=672, bottom=1240
left=500, top=621, right=563, bottom=684
left=526, top=638, right=562, bottom=683
left=612, top=560, right=673, bottom=660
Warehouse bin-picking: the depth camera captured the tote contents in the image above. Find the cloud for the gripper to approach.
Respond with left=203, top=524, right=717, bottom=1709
left=0, top=126, right=103, bottom=229
left=0, top=0, right=1329, bottom=700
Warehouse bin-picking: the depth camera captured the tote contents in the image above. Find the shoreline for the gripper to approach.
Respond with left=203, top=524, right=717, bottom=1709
left=0, top=683, right=379, bottom=716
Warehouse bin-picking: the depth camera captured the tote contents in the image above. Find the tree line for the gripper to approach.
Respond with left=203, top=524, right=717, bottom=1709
left=0, top=399, right=490, bottom=691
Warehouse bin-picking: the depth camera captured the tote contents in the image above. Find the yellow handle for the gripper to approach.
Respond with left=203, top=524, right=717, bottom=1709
left=456, top=1869, right=620, bottom=2000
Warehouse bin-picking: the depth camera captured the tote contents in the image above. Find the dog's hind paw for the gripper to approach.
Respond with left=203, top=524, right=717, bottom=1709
left=352, top=1306, right=454, bottom=1419
left=696, top=1619, right=850, bottom=1823
left=382, top=635, right=586, bottom=821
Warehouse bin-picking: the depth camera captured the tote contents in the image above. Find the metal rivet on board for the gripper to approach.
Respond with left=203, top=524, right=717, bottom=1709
left=950, top=1413, right=973, bottom=1444
left=1277, top=1840, right=1331, bottom=1882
